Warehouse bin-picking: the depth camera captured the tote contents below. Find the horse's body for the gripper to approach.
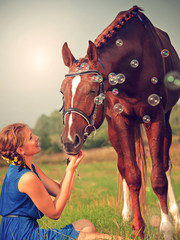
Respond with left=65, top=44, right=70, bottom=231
left=60, top=6, right=180, bottom=239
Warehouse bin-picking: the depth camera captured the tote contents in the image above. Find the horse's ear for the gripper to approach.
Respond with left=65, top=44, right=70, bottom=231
left=87, top=40, right=98, bottom=63
left=62, top=42, right=76, bottom=67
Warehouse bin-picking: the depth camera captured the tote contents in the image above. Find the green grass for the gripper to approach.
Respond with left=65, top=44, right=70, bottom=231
left=36, top=161, right=134, bottom=239
left=0, top=158, right=180, bottom=239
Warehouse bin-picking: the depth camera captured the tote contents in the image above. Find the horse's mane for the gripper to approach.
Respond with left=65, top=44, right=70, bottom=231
left=94, top=6, right=144, bottom=48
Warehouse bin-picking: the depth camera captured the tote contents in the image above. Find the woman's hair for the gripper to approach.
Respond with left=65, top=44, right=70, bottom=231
left=0, top=123, right=28, bottom=170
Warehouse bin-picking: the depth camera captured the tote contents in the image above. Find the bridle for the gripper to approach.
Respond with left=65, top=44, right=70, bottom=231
left=60, top=70, right=106, bottom=137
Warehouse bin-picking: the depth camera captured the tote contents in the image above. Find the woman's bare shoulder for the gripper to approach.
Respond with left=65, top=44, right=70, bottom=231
left=18, top=171, right=40, bottom=192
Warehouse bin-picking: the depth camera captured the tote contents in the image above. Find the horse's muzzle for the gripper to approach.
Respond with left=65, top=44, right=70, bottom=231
left=61, top=134, right=83, bottom=155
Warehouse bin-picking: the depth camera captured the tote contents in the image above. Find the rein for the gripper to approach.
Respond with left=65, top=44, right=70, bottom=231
left=60, top=70, right=106, bottom=137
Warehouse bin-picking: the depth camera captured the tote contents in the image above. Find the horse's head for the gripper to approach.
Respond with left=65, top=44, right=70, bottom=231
left=60, top=41, right=106, bottom=155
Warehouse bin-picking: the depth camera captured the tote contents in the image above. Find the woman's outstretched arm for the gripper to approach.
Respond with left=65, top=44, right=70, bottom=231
left=18, top=151, right=84, bottom=219
left=34, top=156, right=78, bottom=198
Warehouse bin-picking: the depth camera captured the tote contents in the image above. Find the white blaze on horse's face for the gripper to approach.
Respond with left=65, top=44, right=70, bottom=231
left=68, top=75, right=81, bottom=141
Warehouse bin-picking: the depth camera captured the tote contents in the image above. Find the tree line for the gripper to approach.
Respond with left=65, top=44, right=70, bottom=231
left=33, top=103, right=180, bottom=154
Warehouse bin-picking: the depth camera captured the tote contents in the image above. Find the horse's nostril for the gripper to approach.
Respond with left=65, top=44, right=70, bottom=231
left=74, top=135, right=80, bottom=147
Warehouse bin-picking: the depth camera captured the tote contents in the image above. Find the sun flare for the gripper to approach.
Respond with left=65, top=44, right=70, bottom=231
left=30, top=51, right=50, bottom=69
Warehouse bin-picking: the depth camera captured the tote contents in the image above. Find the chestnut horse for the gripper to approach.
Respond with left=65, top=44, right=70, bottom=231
left=60, top=6, right=180, bottom=239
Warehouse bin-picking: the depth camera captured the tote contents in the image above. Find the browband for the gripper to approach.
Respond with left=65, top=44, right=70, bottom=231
left=65, top=70, right=102, bottom=78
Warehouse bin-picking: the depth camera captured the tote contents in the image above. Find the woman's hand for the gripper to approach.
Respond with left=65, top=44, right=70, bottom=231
left=66, top=150, right=84, bottom=173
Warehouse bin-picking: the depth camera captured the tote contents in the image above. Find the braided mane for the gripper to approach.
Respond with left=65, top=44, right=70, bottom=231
left=94, top=5, right=144, bottom=48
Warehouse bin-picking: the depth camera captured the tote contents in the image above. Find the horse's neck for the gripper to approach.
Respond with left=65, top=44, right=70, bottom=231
left=97, top=19, right=146, bottom=76
left=96, top=32, right=157, bottom=100
left=97, top=38, right=142, bottom=81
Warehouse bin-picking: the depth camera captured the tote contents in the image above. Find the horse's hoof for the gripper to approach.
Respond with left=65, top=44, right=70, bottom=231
left=160, top=221, right=174, bottom=240
left=122, top=210, right=133, bottom=222
left=169, top=206, right=180, bottom=228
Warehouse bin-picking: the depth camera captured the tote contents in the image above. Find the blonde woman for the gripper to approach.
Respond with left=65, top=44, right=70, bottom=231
left=0, top=123, right=124, bottom=240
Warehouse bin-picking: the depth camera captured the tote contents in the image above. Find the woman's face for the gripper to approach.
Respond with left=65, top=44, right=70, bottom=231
left=20, top=127, right=41, bottom=157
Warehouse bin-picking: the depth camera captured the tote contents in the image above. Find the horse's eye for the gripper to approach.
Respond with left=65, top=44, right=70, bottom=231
left=89, top=89, right=96, bottom=95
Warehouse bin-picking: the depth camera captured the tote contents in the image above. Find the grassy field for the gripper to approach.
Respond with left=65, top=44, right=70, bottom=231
left=0, top=139, right=180, bottom=239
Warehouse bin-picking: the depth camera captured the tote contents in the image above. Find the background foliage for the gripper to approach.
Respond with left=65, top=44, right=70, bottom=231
left=33, top=103, right=180, bottom=154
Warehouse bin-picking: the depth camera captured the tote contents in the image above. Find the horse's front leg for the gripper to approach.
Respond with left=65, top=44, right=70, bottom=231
left=118, top=129, right=145, bottom=239
left=145, top=114, right=174, bottom=240
left=107, top=118, right=145, bottom=239
left=122, top=178, right=133, bottom=222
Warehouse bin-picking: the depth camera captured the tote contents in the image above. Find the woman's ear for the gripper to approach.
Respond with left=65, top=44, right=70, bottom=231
left=16, top=147, right=24, bottom=156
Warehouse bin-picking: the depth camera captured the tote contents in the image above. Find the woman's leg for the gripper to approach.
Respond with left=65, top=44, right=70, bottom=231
left=72, top=219, right=96, bottom=233
left=72, top=219, right=130, bottom=240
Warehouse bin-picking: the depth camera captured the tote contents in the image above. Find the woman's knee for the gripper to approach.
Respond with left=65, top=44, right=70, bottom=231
left=72, top=219, right=96, bottom=233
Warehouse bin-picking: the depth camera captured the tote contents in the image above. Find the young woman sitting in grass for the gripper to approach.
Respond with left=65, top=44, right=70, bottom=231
left=0, top=123, right=123, bottom=240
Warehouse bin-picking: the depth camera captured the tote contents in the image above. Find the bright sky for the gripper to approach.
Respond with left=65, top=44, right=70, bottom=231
left=0, top=0, right=179, bottom=130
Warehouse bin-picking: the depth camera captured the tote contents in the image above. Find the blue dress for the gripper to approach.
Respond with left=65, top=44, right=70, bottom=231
left=0, top=164, right=79, bottom=240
